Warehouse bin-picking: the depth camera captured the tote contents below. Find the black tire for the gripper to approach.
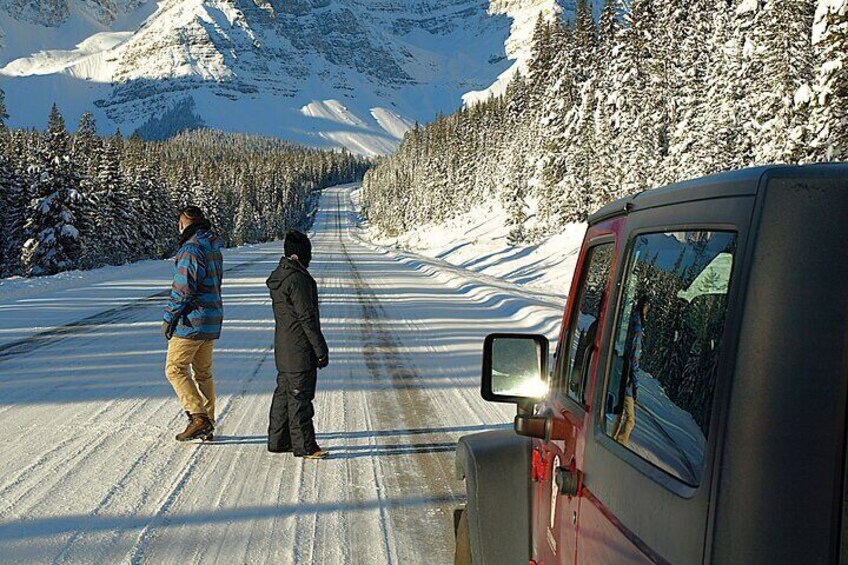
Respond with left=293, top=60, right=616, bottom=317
left=455, top=506, right=472, bottom=565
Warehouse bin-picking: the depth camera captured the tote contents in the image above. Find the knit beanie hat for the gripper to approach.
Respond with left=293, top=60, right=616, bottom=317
left=284, top=230, right=312, bottom=268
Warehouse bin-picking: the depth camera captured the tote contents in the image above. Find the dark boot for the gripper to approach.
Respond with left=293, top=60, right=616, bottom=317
left=185, top=410, right=215, bottom=441
left=176, top=413, right=214, bottom=442
left=302, top=447, right=329, bottom=459
left=184, top=410, right=214, bottom=441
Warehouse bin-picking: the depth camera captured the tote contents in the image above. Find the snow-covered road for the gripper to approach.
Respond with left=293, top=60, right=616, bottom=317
left=0, top=184, right=565, bottom=564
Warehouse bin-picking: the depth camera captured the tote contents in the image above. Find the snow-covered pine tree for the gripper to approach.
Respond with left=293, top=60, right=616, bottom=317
left=698, top=1, right=747, bottom=175
left=557, top=0, right=601, bottom=223
left=1, top=131, right=30, bottom=277
left=536, top=19, right=576, bottom=229
left=92, top=133, right=133, bottom=265
left=73, top=113, right=98, bottom=175
left=0, top=169, right=6, bottom=276
left=664, top=0, right=714, bottom=181
left=573, top=0, right=598, bottom=84
left=21, top=104, right=83, bottom=276
left=0, top=87, right=11, bottom=275
left=589, top=0, right=623, bottom=210
left=742, top=0, right=816, bottom=164
left=0, top=88, right=8, bottom=129
left=734, top=0, right=765, bottom=167
left=234, top=175, right=256, bottom=246
left=174, top=166, right=194, bottom=209
left=527, top=15, right=557, bottom=119
left=1, top=123, right=365, bottom=277
left=72, top=112, right=102, bottom=269
left=500, top=75, right=533, bottom=229
left=611, top=0, right=665, bottom=194
left=808, top=0, right=848, bottom=160
left=131, top=157, right=173, bottom=259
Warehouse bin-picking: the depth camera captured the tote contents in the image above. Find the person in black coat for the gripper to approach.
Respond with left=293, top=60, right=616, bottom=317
left=266, top=230, right=329, bottom=458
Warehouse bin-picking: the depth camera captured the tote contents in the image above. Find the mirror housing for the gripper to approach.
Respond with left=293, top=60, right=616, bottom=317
left=481, top=333, right=549, bottom=405
left=514, top=415, right=547, bottom=439
left=514, top=413, right=571, bottom=441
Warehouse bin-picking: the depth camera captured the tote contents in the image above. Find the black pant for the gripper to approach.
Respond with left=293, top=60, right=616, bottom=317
left=268, top=369, right=318, bottom=455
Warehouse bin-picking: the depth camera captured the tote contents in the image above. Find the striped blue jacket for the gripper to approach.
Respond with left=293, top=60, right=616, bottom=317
left=163, top=227, right=224, bottom=340
left=624, top=309, right=643, bottom=397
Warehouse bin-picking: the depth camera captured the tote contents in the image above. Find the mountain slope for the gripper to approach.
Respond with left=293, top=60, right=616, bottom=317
left=0, top=0, right=582, bottom=154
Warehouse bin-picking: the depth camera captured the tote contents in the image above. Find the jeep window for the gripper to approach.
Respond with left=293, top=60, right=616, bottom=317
left=602, top=231, right=737, bottom=486
left=560, top=243, right=614, bottom=404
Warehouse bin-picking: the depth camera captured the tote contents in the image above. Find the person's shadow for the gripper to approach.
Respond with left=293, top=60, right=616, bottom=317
left=203, top=424, right=511, bottom=461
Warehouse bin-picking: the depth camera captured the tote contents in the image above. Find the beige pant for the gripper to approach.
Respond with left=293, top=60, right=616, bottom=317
left=165, top=337, right=216, bottom=421
left=614, top=396, right=635, bottom=447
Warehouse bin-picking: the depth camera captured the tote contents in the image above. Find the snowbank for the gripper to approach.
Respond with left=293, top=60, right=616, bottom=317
left=0, top=243, right=270, bottom=305
left=356, top=190, right=586, bottom=298
left=0, top=257, right=172, bottom=303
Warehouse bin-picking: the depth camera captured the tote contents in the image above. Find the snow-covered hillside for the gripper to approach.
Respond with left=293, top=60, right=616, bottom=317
left=357, top=188, right=586, bottom=297
left=0, top=0, right=589, bottom=154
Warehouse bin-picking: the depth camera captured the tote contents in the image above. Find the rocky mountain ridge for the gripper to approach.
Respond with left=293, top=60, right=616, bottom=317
left=0, top=0, right=592, bottom=154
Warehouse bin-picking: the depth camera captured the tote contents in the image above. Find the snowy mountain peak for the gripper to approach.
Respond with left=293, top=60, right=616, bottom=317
left=464, top=0, right=563, bottom=106
left=3, top=0, right=147, bottom=26
left=1, top=0, right=590, bottom=154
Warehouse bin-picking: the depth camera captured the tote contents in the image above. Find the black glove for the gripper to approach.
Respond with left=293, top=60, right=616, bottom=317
left=317, top=354, right=329, bottom=369
left=162, top=321, right=174, bottom=341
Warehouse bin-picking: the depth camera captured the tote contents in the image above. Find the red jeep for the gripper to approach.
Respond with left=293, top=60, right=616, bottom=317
left=455, top=165, right=848, bottom=564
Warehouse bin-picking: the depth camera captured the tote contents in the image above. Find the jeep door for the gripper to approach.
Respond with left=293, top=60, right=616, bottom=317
left=530, top=218, right=620, bottom=564
left=577, top=195, right=754, bottom=563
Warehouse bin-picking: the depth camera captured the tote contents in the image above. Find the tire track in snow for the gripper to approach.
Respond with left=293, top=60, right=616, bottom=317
left=0, top=397, right=124, bottom=508
left=0, top=254, right=271, bottom=364
left=0, top=396, right=165, bottom=520
left=124, top=344, right=273, bottom=565
left=336, top=193, right=462, bottom=563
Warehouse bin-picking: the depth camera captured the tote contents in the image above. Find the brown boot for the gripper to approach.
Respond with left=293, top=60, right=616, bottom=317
left=176, top=413, right=214, bottom=442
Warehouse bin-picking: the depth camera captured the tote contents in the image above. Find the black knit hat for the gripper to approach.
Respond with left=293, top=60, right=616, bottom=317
left=284, top=230, right=312, bottom=268
left=179, top=205, right=205, bottom=221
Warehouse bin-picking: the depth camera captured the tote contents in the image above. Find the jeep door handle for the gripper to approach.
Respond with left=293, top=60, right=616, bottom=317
left=555, top=466, right=580, bottom=497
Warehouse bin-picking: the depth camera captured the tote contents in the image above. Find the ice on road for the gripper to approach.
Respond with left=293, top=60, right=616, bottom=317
left=0, top=184, right=565, bottom=564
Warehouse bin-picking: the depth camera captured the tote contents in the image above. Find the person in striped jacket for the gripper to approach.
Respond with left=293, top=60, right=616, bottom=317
left=162, top=205, right=224, bottom=442
left=613, top=294, right=649, bottom=447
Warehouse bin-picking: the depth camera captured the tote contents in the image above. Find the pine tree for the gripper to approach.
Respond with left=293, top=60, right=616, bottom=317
left=21, top=104, right=82, bottom=276
left=92, top=133, right=133, bottom=265
left=234, top=176, right=255, bottom=246
left=613, top=0, right=665, bottom=193
left=537, top=20, right=576, bottom=228
left=0, top=158, right=9, bottom=278
left=665, top=0, right=714, bottom=181
left=1, top=131, right=30, bottom=277
left=808, top=0, right=848, bottom=160
left=590, top=0, right=623, bottom=208
left=743, top=0, right=816, bottom=164
left=698, top=2, right=747, bottom=174
left=72, top=112, right=101, bottom=268
left=360, top=0, right=839, bottom=246
left=1, top=123, right=364, bottom=277
left=0, top=88, right=8, bottom=129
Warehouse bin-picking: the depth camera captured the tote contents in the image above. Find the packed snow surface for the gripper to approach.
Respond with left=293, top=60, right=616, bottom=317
left=0, top=184, right=566, bottom=563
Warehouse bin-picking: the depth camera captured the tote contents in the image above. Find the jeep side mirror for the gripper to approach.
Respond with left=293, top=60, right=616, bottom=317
left=481, top=333, right=549, bottom=405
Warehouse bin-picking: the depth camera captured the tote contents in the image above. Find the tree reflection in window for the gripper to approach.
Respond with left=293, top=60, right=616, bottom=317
left=605, top=231, right=737, bottom=486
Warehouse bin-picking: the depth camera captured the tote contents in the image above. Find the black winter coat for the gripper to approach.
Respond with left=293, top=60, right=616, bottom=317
left=267, top=257, right=328, bottom=373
